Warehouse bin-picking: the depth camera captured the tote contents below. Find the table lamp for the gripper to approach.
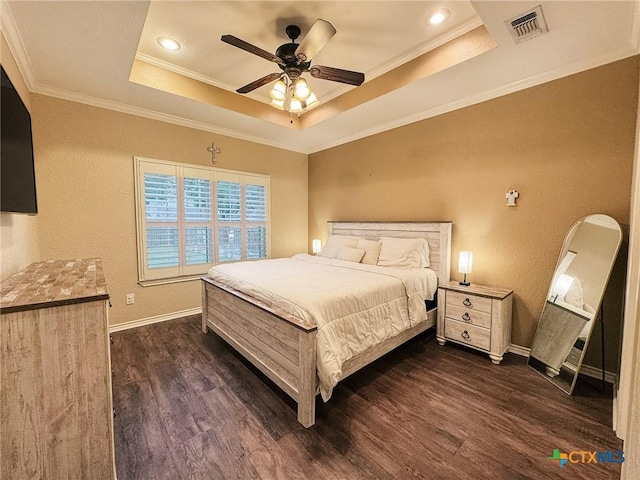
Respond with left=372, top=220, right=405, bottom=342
left=459, top=251, right=473, bottom=286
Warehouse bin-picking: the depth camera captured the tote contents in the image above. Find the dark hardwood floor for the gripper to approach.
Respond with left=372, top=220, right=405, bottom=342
left=111, top=315, right=622, bottom=479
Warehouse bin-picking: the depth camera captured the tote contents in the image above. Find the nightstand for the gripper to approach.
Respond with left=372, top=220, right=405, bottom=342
left=436, top=280, right=513, bottom=364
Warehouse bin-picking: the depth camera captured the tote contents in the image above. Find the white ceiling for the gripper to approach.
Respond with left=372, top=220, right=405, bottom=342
left=136, top=1, right=480, bottom=104
left=2, top=1, right=639, bottom=154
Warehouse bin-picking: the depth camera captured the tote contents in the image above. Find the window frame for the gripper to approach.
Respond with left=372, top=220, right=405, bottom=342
left=134, top=156, right=270, bottom=285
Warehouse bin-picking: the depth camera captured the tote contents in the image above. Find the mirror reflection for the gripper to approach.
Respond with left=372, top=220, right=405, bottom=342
left=528, top=214, right=622, bottom=394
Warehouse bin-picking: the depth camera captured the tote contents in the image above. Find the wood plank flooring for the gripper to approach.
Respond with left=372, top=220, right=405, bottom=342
left=111, top=315, right=622, bottom=479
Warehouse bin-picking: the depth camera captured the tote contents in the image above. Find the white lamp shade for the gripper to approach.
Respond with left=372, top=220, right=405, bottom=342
left=289, top=98, right=303, bottom=113
left=553, top=274, right=574, bottom=297
left=270, top=98, right=284, bottom=109
left=312, top=239, right=322, bottom=254
left=269, top=79, right=287, bottom=101
left=306, top=92, right=318, bottom=107
left=294, top=78, right=311, bottom=100
left=458, top=251, right=473, bottom=274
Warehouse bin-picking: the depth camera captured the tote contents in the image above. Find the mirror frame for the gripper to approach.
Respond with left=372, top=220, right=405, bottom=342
left=528, top=214, right=622, bottom=394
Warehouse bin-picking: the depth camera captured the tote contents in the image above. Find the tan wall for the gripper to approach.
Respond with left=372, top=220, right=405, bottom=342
left=31, top=95, right=308, bottom=326
left=0, top=32, right=40, bottom=280
left=309, top=56, right=639, bottom=370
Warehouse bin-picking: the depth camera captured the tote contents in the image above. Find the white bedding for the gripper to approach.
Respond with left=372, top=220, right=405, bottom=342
left=207, top=254, right=438, bottom=400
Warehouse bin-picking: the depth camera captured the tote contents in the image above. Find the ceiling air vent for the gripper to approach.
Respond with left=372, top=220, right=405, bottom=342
left=506, top=5, right=548, bottom=44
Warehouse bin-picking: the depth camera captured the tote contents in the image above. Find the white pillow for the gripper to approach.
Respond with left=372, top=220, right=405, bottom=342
left=357, top=238, right=382, bottom=265
left=421, top=239, right=430, bottom=268
left=377, top=237, right=428, bottom=269
left=337, top=247, right=366, bottom=263
left=319, top=235, right=358, bottom=258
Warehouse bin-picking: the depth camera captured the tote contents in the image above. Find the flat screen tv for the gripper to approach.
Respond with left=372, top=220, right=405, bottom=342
left=1, top=65, right=37, bottom=215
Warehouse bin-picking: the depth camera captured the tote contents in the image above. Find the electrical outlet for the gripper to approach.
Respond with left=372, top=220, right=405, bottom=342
left=126, top=293, right=135, bottom=305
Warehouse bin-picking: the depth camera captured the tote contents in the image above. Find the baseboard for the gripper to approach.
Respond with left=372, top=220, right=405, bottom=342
left=578, top=364, right=618, bottom=385
left=109, top=307, right=202, bottom=333
left=507, top=344, right=617, bottom=384
left=108, top=321, right=619, bottom=383
left=507, top=344, right=531, bottom=357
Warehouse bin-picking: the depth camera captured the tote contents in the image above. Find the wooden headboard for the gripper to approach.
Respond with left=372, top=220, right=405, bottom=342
left=327, top=221, right=452, bottom=281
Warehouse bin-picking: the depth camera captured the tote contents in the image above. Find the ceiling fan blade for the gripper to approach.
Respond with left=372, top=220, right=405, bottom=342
left=295, top=19, right=336, bottom=62
left=221, top=35, right=284, bottom=65
left=236, top=72, right=283, bottom=94
left=309, top=65, right=365, bottom=86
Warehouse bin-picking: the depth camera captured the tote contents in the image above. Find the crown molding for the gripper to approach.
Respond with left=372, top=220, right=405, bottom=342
left=28, top=40, right=639, bottom=158
left=0, top=0, right=37, bottom=90
left=307, top=45, right=640, bottom=153
left=4, top=0, right=638, bottom=157
left=135, top=16, right=484, bottom=109
left=135, top=52, right=239, bottom=93
left=32, top=83, right=310, bottom=154
left=366, top=16, right=484, bottom=82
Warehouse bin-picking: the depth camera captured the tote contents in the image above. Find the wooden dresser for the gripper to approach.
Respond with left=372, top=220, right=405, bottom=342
left=436, top=280, right=513, bottom=364
left=0, top=258, right=115, bottom=479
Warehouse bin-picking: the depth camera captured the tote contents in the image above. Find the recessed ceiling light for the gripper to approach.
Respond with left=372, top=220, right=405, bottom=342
left=428, top=8, right=450, bottom=26
left=157, top=37, right=181, bottom=51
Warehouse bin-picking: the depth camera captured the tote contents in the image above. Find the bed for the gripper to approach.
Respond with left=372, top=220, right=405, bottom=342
left=201, top=221, right=452, bottom=427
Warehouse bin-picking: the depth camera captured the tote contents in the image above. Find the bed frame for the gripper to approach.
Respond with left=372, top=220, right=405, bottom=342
left=201, top=221, right=452, bottom=427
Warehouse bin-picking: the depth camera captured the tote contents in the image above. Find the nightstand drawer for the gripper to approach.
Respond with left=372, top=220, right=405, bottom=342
left=437, top=281, right=513, bottom=364
left=445, top=319, right=490, bottom=351
left=446, top=304, right=491, bottom=328
left=446, top=291, right=492, bottom=314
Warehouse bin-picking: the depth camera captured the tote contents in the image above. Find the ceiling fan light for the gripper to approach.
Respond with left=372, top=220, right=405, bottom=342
left=294, top=78, right=311, bottom=100
left=306, top=92, right=318, bottom=106
left=270, top=99, right=284, bottom=109
left=269, top=79, right=287, bottom=100
left=289, top=98, right=303, bottom=113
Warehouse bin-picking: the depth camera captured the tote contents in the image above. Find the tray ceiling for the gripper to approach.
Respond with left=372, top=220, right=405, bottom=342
left=2, top=1, right=639, bottom=153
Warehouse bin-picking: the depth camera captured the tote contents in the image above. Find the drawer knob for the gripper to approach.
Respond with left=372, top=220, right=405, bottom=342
left=462, top=312, right=471, bottom=322
left=461, top=330, right=470, bottom=340
left=463, top=298, right=472, bottom=307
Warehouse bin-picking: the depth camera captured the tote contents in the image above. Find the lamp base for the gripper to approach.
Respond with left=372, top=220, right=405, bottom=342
left=459, top=281, right=470, bottom=286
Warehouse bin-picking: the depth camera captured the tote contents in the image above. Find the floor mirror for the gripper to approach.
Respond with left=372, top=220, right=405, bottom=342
left=528, top=214, right=622, bottom=394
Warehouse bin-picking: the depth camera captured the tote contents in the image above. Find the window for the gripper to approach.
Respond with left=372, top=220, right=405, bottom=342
left=135, top=157, right=269, bottom=283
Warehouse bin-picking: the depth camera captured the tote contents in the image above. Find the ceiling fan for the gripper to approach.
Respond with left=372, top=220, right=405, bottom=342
left=221, top=19, right=365, bottom=112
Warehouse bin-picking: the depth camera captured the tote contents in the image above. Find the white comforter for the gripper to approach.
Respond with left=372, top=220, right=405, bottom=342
left=207, top=254, right=438, bottom=400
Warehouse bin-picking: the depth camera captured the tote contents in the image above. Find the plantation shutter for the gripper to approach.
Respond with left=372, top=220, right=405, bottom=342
left=215, top=172, right=242, bottom=262
left=245, top=175, right=268, bottom=260
left=183, top=167, right=213, bottom=275
left=135, top=157, right=270, bottom=283
left=137, top=161, right=181, bottom=280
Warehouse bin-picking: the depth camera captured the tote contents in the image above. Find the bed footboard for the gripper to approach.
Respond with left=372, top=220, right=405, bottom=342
left=201, top=221, right=452, bottom=428
left=201, top=277, right=318, bottom=427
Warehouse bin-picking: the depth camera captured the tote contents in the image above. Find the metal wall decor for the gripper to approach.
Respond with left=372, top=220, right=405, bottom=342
left=207, top=142, right=221, bottom=165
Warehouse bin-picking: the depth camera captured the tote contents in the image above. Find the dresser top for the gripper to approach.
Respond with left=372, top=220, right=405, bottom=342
left=1, top=258, right=109, bottom=314
left=439, top=280, right=513, bottom=299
